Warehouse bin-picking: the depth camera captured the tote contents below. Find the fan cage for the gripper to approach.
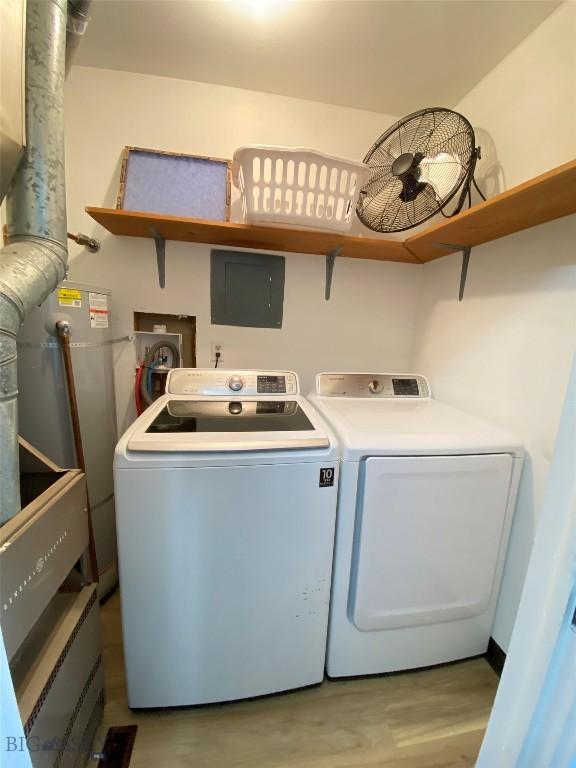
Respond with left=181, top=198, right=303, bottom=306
left=357, top=107, right=477, bottom=233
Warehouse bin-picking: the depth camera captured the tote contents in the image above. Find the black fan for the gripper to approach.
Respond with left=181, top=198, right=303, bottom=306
left=356, top=107, right=484, bottom=233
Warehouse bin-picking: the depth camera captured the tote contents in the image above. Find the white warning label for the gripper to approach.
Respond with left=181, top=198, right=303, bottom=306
left=89, top=292, right=109, bottom=329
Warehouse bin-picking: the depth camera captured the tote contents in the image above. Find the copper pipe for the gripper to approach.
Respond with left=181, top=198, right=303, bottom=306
left=56, top=320, right=99, bottom=582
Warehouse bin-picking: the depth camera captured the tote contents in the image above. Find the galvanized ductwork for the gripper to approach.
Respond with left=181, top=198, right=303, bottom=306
left=66, top=0, right=92, bottom=73
left=0, top=0, right=78, bottom=524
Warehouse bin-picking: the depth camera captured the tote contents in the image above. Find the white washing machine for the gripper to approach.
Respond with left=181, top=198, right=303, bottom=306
left=114, top=369, right=339, bottom=707
left=308, top=372, right=524, bottom=677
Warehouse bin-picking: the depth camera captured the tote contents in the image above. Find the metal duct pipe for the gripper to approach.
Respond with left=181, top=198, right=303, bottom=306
left=66, top=0, right=92, bottom=74
left=0, top=0, right=69, bottom=524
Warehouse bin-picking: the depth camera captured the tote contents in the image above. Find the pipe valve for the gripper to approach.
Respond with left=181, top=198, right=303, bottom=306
left=56, top=320, right=72, bottom=337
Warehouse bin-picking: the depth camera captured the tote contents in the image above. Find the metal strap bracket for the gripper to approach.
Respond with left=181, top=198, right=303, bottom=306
left=148, top=226, right=166, bottom=289
left=325, top=246, right=342, bottom=300
left=436, top=242, right=473, bottom=301
left=17, top=335, right=134, bottom=350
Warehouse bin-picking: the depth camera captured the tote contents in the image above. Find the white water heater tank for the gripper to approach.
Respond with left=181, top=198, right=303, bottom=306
left=17, top=280, right=119, bottom=598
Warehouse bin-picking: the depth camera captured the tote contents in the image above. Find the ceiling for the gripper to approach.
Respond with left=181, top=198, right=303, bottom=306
left=76, top=0, right=561, bottom=115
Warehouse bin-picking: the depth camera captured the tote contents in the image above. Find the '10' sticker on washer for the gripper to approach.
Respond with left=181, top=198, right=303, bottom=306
left=319, top=468, right=335, bottom=487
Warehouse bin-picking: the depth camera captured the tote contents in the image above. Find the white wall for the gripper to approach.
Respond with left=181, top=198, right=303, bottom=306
left=457, top=0, right=576, bottom=192
left=411, top=1, right=576, bottom=650
left=64, top=67, right=420, bottom=432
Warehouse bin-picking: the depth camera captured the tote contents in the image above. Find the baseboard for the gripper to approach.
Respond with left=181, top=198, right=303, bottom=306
left=486, top=637, right=507, bottom=677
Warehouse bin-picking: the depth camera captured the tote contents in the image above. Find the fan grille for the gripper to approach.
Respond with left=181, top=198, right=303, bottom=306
left=357, top=108, right=475, bottom=233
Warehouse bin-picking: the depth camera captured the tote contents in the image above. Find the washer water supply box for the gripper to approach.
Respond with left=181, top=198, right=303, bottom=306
left=134, top=330, right=183, bottom=367
left=1, top=439, right=103, bottom=767
left=233, top=146, right=370, bottom=232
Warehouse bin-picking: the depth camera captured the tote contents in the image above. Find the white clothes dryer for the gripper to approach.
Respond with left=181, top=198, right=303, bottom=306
left=308, top=372, right=523, bottom=677
left=114, top=369, right=339, bottom=707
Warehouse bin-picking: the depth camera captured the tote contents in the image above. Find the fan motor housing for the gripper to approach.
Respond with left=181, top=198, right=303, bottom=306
left=391, top=152, right=421, bottom=177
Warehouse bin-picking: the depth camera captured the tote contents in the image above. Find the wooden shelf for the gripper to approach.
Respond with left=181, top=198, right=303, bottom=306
left=405, top=159, right=576, bottom=262
left=85, top=159, right=576, bottom=268
left=85, top=207, right=416, bottom=263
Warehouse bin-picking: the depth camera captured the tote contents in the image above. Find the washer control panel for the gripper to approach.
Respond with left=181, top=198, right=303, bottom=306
left=166, top=369, right=298, bottom=396
left=257, top=375, right=287, bottom=394
left=317, top=373, right=430, bottom=398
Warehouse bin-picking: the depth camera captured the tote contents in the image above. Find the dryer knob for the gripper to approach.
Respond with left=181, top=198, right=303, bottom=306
left=228, top=375, right=245, bottom=392
left=368, top=379, right=383, bottom=394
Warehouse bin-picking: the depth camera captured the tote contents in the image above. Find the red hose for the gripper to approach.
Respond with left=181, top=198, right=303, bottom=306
left=134, top=365, right=144, bottom=415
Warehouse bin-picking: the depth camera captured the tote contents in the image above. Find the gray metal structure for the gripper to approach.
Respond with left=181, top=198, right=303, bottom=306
left=1, top=439, right=89, bottom=660
left=12, top=585, right=104, bottom=768
left=2, top=440, right=103, bottom=767
left=17, top=281, right=119, bottom=595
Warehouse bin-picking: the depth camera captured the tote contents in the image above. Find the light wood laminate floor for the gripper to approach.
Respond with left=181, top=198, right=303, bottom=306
left=97, top=592, right=499, bottom=767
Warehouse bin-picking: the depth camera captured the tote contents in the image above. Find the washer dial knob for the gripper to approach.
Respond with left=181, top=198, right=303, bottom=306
left=228, top=375, right=245, bottom=392
left=368, top=379, right=384, bottom=394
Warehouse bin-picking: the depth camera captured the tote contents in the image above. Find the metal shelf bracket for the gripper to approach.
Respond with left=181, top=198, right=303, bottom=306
left=148, top=226, right=166, bottom=288
left=437, top=242, right=473, bottom=301
left=325, top=246, right=342, bottom=300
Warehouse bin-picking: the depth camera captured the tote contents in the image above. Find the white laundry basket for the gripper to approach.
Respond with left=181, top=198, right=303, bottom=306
left=232, top=146, right=370, bottom=232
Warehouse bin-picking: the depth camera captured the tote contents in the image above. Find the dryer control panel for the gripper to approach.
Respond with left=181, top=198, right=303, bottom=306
left=316, top=373, right=430, bottom=398
left=166, top=369, right=299, bottom=396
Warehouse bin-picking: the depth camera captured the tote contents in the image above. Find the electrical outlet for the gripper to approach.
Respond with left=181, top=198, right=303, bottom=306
left=211, top=342, right=224, bottom=366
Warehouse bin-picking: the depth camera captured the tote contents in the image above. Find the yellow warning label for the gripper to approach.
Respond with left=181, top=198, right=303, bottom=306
left=58, top=288, right=81, bottom=299
left=58, top=287, right=82, bottom=308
